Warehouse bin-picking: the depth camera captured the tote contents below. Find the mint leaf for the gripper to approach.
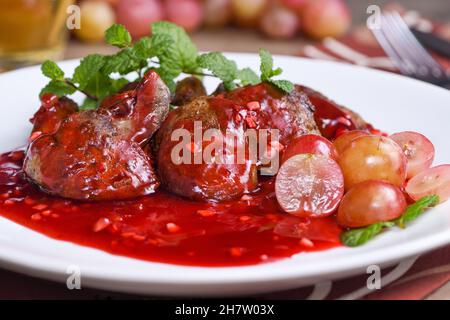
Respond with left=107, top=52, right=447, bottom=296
left=269, top=79, right=294, bottom=93
left=152, top=21, right=198, bottom=71
left=73, top=54, right=106, bottom=90
left=198, top=52, right=238, bottom=90
left=103, top=35, right=159, bottom=77
left=342, top=195, right=440, bottom=247
left=82, top=72, right=113, bottom=102
left=102, top=49, right=142, bottom=76
left=341, top=222, right=394, bottom=247
left=110, top=78, right=130, bottom=92
left=259, top=49, right=281, bottom=80
left=79, top=98, right=98, bottom=111
left=259, top=49, right=273, bottom=80
left=41, top=60, right=64, bottom=80
left=40, top=80, right=76, bottom=97
left=395, top=195, right=439, bottom=227
left=133, top=36, right=153, bottom=60
left=151, top=21, right=199, bottom=86
left=148, top=33, right=172, bottom=57
left=198, top=54, right=261, bottom=90
left=259, top=49, right=293, bottom=93
left=238, top=68, right=260, bottom=86
left=105, top=24, right=132, bottom=48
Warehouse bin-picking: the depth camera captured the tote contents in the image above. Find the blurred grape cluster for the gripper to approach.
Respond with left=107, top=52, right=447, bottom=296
left=73, top=0, right=351, bottom=42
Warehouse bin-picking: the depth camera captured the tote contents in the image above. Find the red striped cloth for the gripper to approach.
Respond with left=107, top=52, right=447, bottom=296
left=300, top=9, right=450, bottom=73
left=260, top=249, right=450, bottom=300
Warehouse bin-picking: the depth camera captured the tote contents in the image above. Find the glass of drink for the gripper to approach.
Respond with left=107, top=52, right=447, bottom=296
left=0, top=0, right=74, bottom=71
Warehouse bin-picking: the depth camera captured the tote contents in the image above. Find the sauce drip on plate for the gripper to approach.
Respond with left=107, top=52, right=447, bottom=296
left=0, top=150, right=342, bottom=267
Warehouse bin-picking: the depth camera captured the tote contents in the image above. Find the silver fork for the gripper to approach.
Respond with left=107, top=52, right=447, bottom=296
left=371, top=11, right=450, bottom=89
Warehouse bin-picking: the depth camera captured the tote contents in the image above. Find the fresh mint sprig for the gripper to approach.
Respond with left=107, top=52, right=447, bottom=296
left=40, top=25, right=160, bottom=106
left=341, top=195, right=440, bottom=247
left=39, top=22, right=294, bottom=110
left=40, top=60, right=96, bottom=100
left=197, top=52, right=260, bottom=90
left=259, top=49, right=294, bottom=93
left=197, top=52, right=239, bottom=90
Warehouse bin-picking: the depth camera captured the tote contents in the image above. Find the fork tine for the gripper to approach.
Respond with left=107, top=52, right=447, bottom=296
left=382, top=12, right=446, bottom=79
left=382, top=13, right=425, bottom=74
left=389, top=12, right=445, bottom=76
left=377, top=13, right=418, bottom=74
left=370, top=21, right=413, bottom=75
left=370, top=11, right=449, bottom=86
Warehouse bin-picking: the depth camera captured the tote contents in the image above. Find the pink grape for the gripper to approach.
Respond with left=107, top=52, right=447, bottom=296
left=116, top=0, right=164, bottom=38
left=165, top=0, right=204, bottom=33
left=259, top=5, right=299, bottom=39
left=406, top=165, right=450, bottom=203
left=282, top=134, right=338, bottom=164
left=276, top=154, right=344, bottom=218
left=74, top=1, right=116, bottom=42
left=301, top=0, right=351, bottom=40
left=338, top=135, right=407, bottom=190
left=390, top=131, right=435, bottom=179
left=337, top=180, right=407, bottom=228
left=281, top=0, right=308, bottom=13
left=231, top=0, right=268, bottom=27
left=204, top=0, right=232, bottom=28
left=333, top=130, right=370, bottom=156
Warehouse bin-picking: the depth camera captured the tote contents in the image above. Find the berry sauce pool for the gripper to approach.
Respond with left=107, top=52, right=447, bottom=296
left=0, top=149, right=342, bottom=267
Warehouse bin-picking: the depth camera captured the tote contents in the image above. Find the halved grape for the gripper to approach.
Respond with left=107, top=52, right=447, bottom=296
left=275, top=154, right=344, bottom=217
left=337, top=180, right=407, bottom=228
left=333, top=130, right=370, bottom=155
left=282, top=134, right=338, bottom=164
left=390, top=131, right=435, bottom=178
left=338, top=135, right=407, bottom=190
left=405, top=165, right=450, bottom=203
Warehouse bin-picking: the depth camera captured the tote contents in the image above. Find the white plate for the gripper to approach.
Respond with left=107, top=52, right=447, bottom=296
left=0, top=54, right=449, bottom=297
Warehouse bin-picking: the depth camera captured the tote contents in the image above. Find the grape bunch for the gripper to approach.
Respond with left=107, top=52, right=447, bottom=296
left=73, top=0, right=351, bottom=42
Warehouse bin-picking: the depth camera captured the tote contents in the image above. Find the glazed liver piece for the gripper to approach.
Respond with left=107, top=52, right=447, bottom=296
left=30, top=95, right=78, bottom=135
left=23, top=71, right=170, bottom=201
left=99, top=71, right=171, bottom=146
left=156, top=82, right=320, bottom=202
left=297, top=85, right=368, bottom=139
left=172, top=76, right=207, bottom=106
left=156, top=96, right=258, bottom=201
left=222, top=82, right=320, bottom=146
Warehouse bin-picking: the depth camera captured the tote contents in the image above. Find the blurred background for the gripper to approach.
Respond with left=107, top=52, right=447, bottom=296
left=0, top=0, right=449, bottom=70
